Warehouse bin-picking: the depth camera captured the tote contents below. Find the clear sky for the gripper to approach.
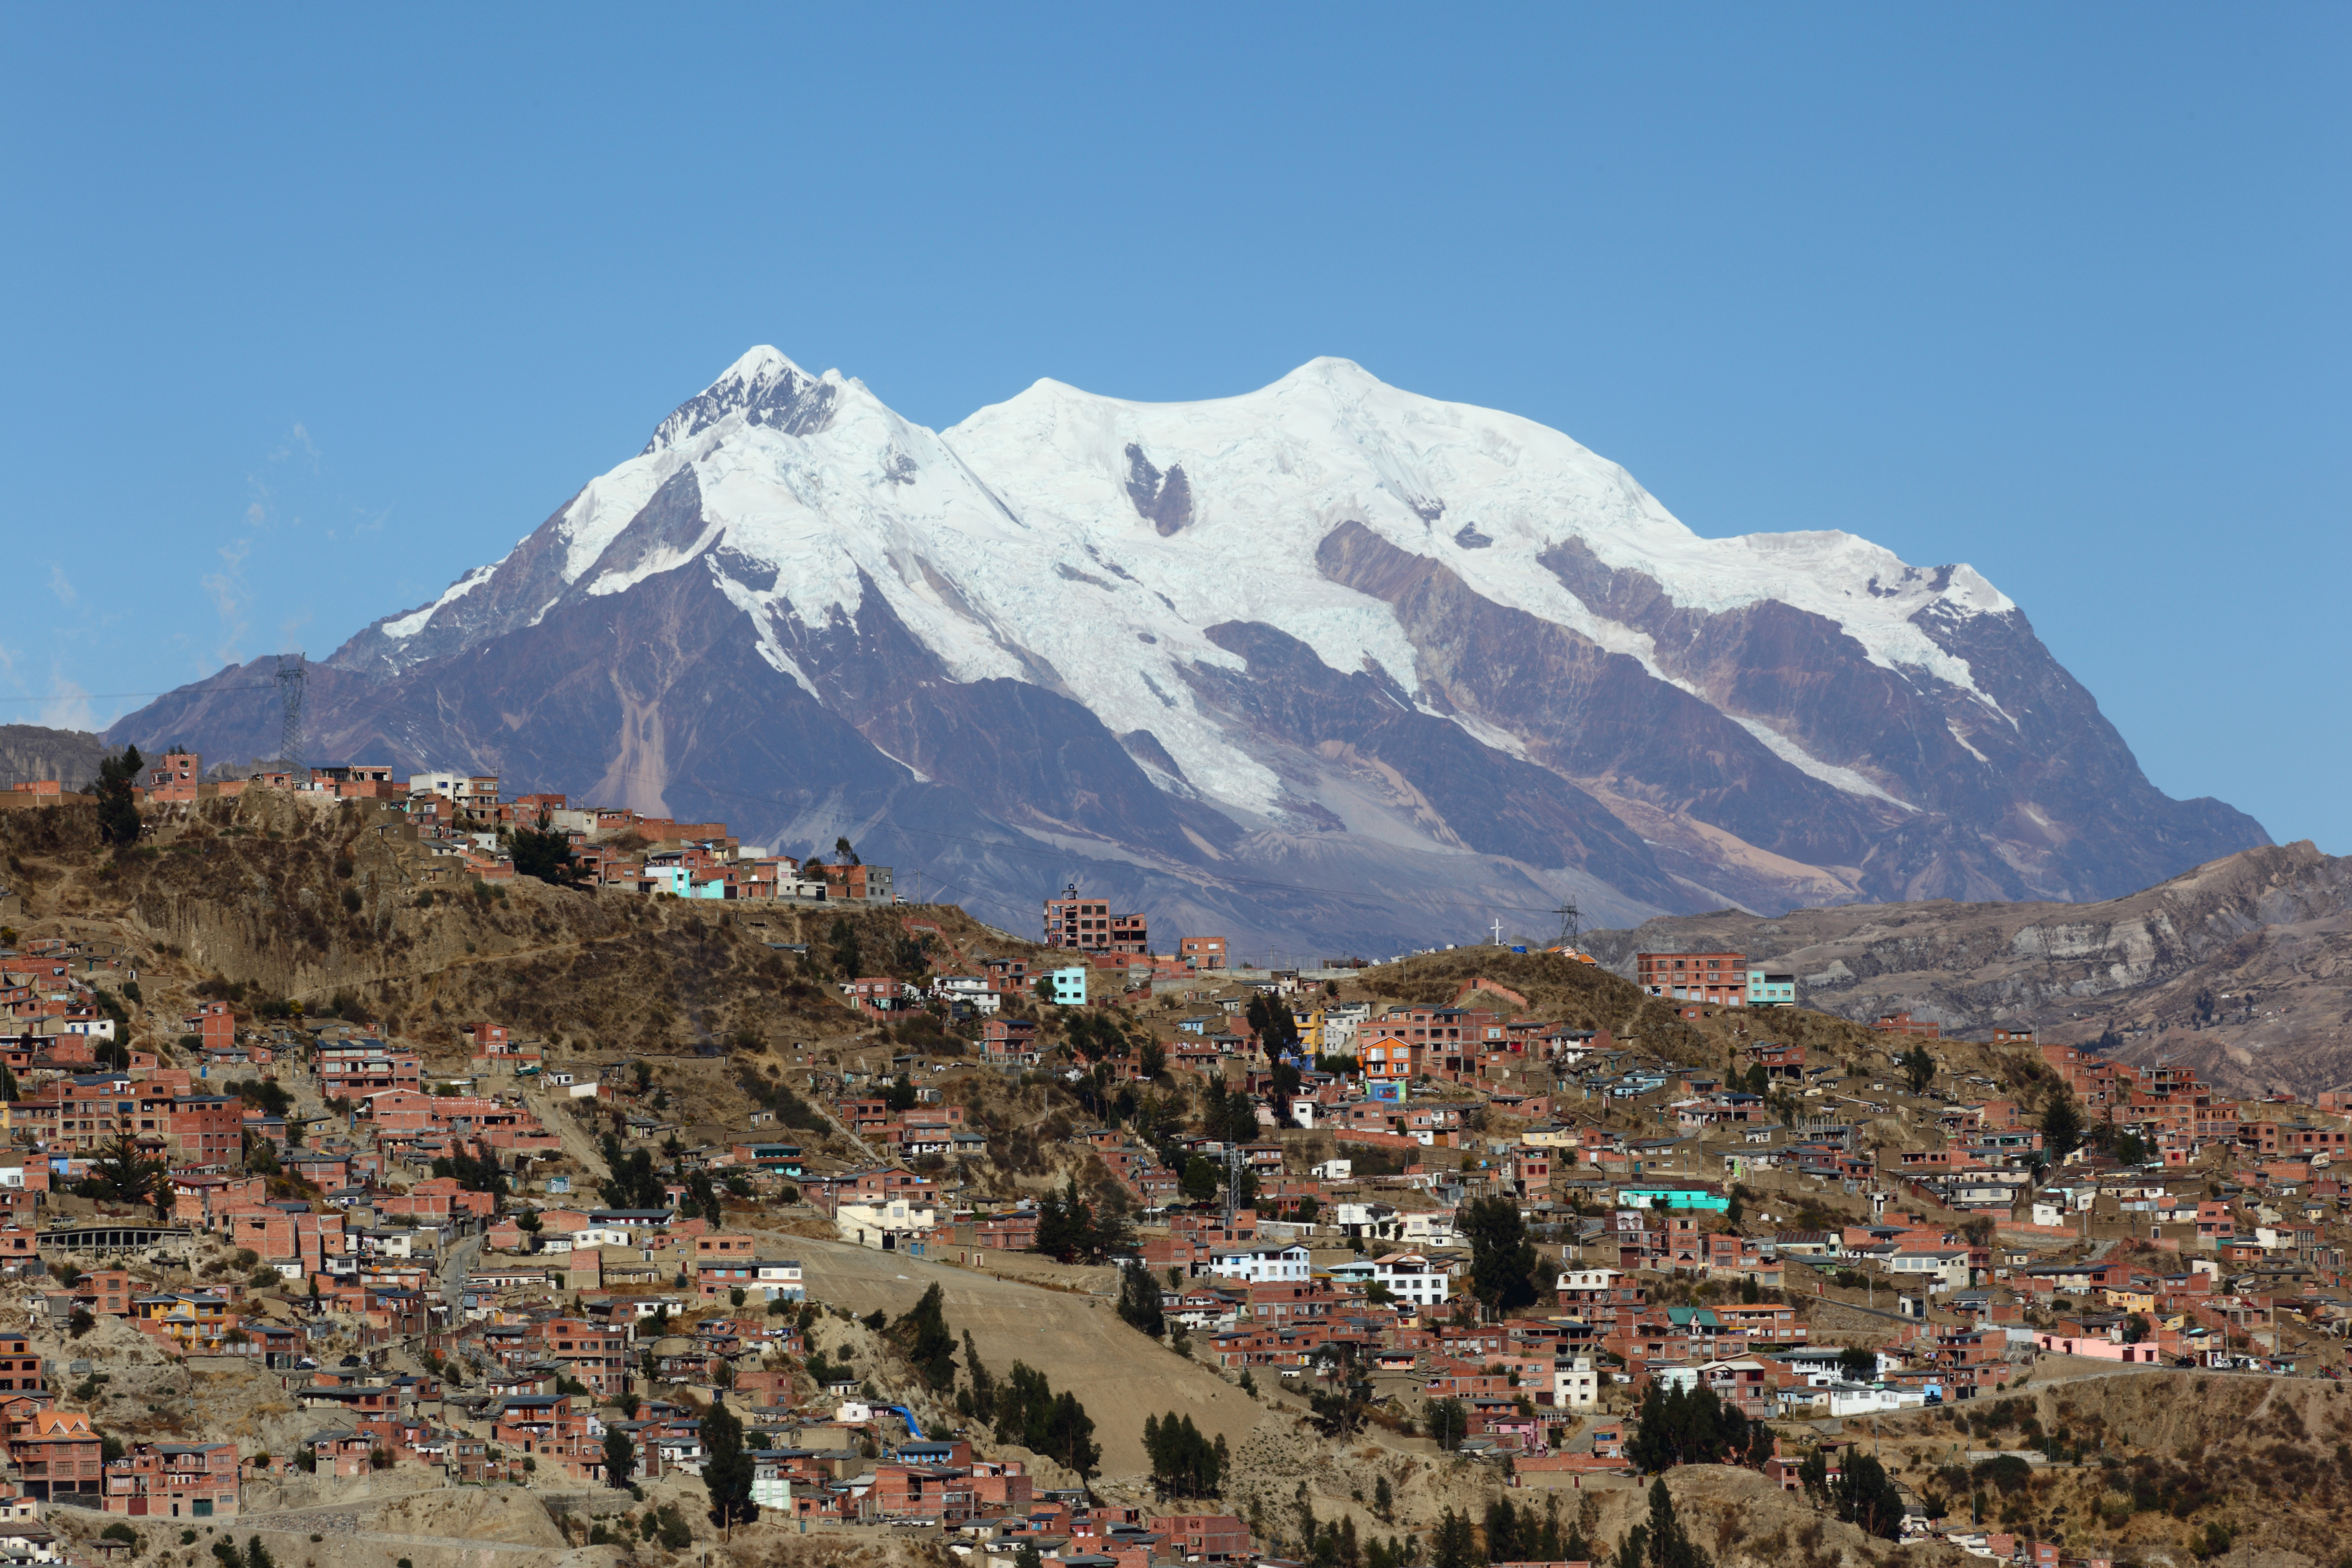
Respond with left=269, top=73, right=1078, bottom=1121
left=1, top=7, right=2343, bottom=853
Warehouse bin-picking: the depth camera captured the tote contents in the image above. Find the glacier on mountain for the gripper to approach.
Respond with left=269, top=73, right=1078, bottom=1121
left=358, top=347, right=2006, bottom=818
left=231, top=341, right=2262, bottom=939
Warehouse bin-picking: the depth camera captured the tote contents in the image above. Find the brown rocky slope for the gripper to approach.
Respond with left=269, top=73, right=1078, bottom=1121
left=1585, top=842, right=2352, bottom=1101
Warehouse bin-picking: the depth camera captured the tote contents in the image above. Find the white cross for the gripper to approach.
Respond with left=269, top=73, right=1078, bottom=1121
left=1491, top=918, right=1504, bottom=946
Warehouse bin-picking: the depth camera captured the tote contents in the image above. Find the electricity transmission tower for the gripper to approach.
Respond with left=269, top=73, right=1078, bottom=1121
left=1553, top=901, right=1582, bottom=950
left=275, top=654, right=306, bottom=776
left=1224, top=1138, right=1245, bottom=1225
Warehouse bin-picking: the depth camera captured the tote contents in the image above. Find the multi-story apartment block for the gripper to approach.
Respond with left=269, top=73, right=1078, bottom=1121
left=1636, top=952, right=1749, bottom=1007
left=1180, top=936, right=1228, bottom=970
left=1042, top=885, right=1148, bottom=954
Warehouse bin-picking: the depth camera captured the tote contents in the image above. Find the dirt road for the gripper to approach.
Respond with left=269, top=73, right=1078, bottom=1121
left=795, top=1237, right=1265, bottom=1478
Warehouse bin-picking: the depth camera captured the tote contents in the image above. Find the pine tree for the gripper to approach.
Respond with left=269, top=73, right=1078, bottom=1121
left=94, top=746, right=144, bottom=848
left=700, top=1395, right=755, bottom=1530
left=1032, top=1179, right=1093, bottom=1262
left=1428, top=1510, right=1477, bottom=1568
left=1616, top=1478, right=1712, bottom=1568
left=602, top=1427, right=636, bottom=1489
left=962, top=1330, right=995, bottom=1422
left=1461, top=1194, right=1541, bottom=1315
left=2041, top=1092, right=2086, bottom=1161
left=1142, top=1411, right=1222, bottom=1497
left=1117, top=1265, right=1167, bottom=1338
left=1833, top=1451, right=1906, bottom=1539
left=1796, top=1445, right=1829, bottom=1505
left=892, top=1282, right=957, bottom=1387
left=1484, top=1498, right=1521, bottom=1563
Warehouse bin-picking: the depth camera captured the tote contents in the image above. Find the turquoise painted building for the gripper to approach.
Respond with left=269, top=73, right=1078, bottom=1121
left=1617, top=1187, right=1731, bottom=1212
left=1046, top=966, right=1088, bottom=1006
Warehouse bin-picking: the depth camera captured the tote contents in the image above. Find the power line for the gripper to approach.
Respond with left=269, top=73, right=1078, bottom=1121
left=0, top=683, right=279, bottom=705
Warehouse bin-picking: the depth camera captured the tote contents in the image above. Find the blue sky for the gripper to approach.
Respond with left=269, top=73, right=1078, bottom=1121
left=1, top=6, right=2343, bottom=853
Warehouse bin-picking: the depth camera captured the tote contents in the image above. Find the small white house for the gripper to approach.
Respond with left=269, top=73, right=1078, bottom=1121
left=835, top=1196, right=937, bottom=1251
left=1553, top=1355, right=1600, bottom=1410
left=753, top=1259, right=805, bottom=1300
left=1205, top=1242, right=1310, bottom=1284
left=1889, top=1248, right=1971, bottom=1293
left=1366, top=1252, right=1450, bottom=1307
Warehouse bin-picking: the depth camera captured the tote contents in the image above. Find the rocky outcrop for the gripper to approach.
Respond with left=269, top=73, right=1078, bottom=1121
left=0, top=724, right=111, bottom=790
left=1587, top=841, right=2352, bottom=1099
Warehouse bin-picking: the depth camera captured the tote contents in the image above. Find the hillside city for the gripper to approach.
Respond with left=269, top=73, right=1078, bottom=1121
left=0, top=756, right=2343, bottom=1568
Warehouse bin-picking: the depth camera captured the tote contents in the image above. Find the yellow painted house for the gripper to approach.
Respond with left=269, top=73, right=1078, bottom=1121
left=130, top=1293, right=235, bottom=1353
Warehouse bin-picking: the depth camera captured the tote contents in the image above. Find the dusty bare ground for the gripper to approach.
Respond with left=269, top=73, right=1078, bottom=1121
left=1838, top=1367, right=2352, bottom=1567
left=790, top=1236, right=1256, bottom=1480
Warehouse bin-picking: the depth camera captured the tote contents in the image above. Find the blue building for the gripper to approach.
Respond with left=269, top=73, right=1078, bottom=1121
left=1746, top=968, right=1797, bottom=1007
left=1046, top=966, right=1088, bottom=1006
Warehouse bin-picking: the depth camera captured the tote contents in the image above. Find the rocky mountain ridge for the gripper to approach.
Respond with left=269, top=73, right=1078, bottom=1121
left=1586, top=840, right=2352, bottom=1100
left=104, top=348, right=2268, bottom=953
left=0, top=723, right=110, bottom=791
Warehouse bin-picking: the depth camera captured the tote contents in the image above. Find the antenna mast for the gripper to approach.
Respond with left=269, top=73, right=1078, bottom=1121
left=275, top=654, right=306, bottom=778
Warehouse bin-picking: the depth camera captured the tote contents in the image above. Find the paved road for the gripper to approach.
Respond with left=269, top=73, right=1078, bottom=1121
left=441, top=1233, right=484, bottom=1314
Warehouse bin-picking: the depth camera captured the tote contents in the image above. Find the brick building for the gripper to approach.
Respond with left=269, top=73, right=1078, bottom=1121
left=100, top=1441, right=239, bottom=1519
left=1635, top=952, right=1749, bottom=1007
left=1151, top=1514, right=1252, bottom=1560
left=1042, top=885, right=1148, bottom=955
left=14, top=1409, right=100, bottom=1500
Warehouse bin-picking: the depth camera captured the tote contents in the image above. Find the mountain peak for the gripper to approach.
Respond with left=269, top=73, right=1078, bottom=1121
left=642, top=345, right=837, bottom=456
left=1276, top=355, right=1380, bottom=388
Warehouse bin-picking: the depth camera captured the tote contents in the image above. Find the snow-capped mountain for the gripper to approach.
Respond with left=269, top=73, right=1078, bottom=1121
left=112, top=348, right=2268, bottom=952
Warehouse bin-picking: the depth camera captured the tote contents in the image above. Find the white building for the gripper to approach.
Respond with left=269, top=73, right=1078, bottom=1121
left=1366, top=1252, right=1450, bottom=1307
left=1552, top=1355, right=1600, bottom=1410
left=1397, top=1210, right=1459, bottom=1248
left=1889, top=1248, right=1970, bottom=1293
left=1327, top=1252, right=1451, bottom=1308
left=1332, top=1201, right=1398, bottom=1239
left=753, top=1259, right=805, bottom=1300
left=928, top=975, right=1002, bottom=1015
left=408, top=772, right=500, bottom=808
left=835, top=1195, right=937, bottom=1251
left=1826, top=1383, right=1925, bottom=1417
left=1556, top=1266, right=1626, bottom=1295
left=1205, top=1242, right=1310, bottom=1284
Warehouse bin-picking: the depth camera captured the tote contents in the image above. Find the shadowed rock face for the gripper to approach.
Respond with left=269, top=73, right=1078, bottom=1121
left=0, top=725, right=111, bottom=791
left=1179, top=619, right=1686, bottom=911
left=1317, top=520, right=2265, bottom=910
left=1585, top=841, right=2352, bottom=1102
left=105, top=349, right=2271, bottom=950
left=1539, top=535, right=2263, bottom=902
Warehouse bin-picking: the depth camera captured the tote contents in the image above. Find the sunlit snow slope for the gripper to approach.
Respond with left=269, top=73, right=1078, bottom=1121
left=115, top=348, right=2267, bottom=952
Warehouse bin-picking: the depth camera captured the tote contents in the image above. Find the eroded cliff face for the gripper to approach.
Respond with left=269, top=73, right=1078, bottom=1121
left=0, top=724, right=110, bottom=792
left=1588, top=841, right=2352, bottom=1098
